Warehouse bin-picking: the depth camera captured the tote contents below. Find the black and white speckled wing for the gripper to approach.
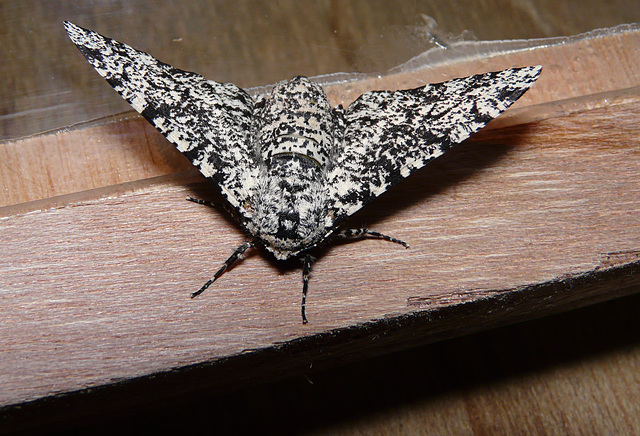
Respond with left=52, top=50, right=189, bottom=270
left=325, top=66, right=541, bottom=227
left=64, top=21, right=258, bottom=220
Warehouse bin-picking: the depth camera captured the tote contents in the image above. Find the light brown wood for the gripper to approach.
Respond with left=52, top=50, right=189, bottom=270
left=1, top=25, right=640, bottom=419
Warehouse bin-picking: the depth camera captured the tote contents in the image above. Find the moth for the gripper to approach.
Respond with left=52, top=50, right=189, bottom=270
left=65, top=21, right=541, bottom=323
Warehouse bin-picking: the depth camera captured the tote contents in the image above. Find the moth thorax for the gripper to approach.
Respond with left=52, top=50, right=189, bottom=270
left=257, top=76, right=334, bottom=167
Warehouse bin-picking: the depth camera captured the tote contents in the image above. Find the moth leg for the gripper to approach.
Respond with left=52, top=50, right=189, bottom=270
left=301, top=254, right=315, bottom=324
left=187, top=197, right=244, bottom=221
left=337, top=228, right=410, bottom=248
left=186, top=196, right=217, bottom=208
left=191, top=241, right=255, bottom=298
left=187, top=196, right=231, bottom=212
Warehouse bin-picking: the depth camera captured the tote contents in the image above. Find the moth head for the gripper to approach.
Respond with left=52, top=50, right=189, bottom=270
left=253, top=200, right=326, bottom=260
left=249, top=167, right=327, bottom=260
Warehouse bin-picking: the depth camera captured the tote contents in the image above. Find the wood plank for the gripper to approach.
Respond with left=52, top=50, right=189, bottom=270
left=1, top=25, right=640, bottom=416
left=2, top=96, right=639, bottom=407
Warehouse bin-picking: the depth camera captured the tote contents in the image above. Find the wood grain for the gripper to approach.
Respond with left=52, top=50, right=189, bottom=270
left=1, top=24, right=640, bottom=426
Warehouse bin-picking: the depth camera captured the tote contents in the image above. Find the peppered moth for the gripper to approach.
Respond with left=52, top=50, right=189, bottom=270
left=64, top=21, right=542, bottom=323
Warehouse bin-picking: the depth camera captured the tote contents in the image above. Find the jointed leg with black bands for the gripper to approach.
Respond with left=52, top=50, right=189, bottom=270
left=337, top=228, right=410, bottom=248
left=301, top=254, right=315, bottom=324
left=186, top=197, right=239, bottom=218
left=191, top=241, right=255, bottom=298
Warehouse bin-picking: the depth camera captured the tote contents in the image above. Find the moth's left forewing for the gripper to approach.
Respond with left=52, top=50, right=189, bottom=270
left=64, top=22, right=259, bottom=221
left=325, top=66, right=542, bottom=229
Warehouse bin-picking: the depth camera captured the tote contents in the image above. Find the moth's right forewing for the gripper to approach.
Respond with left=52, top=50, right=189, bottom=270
left=324, top=66, right=542, bottom=228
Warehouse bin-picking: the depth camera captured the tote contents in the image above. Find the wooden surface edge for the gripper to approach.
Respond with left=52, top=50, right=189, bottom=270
left=2, top=258, right=639, bottom=432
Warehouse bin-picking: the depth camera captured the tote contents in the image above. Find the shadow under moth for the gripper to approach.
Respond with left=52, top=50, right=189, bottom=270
left=64, top=21, right=541, bottom=323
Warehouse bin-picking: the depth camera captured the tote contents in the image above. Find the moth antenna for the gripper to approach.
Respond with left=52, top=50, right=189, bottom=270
left=191, top=241, right=255, bottom=298
left=337, top=228, right=410, bottom=248
left=301, top=254, right=315, bottom=324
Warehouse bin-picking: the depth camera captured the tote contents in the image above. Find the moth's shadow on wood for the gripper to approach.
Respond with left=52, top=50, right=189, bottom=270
left=318, top=123, right=536, bottom=257
left=184, top=123, right=535, bottom=273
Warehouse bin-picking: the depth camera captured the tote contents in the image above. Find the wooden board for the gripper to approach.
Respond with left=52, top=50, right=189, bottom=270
left=1, top=25, right=640, bottom=423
